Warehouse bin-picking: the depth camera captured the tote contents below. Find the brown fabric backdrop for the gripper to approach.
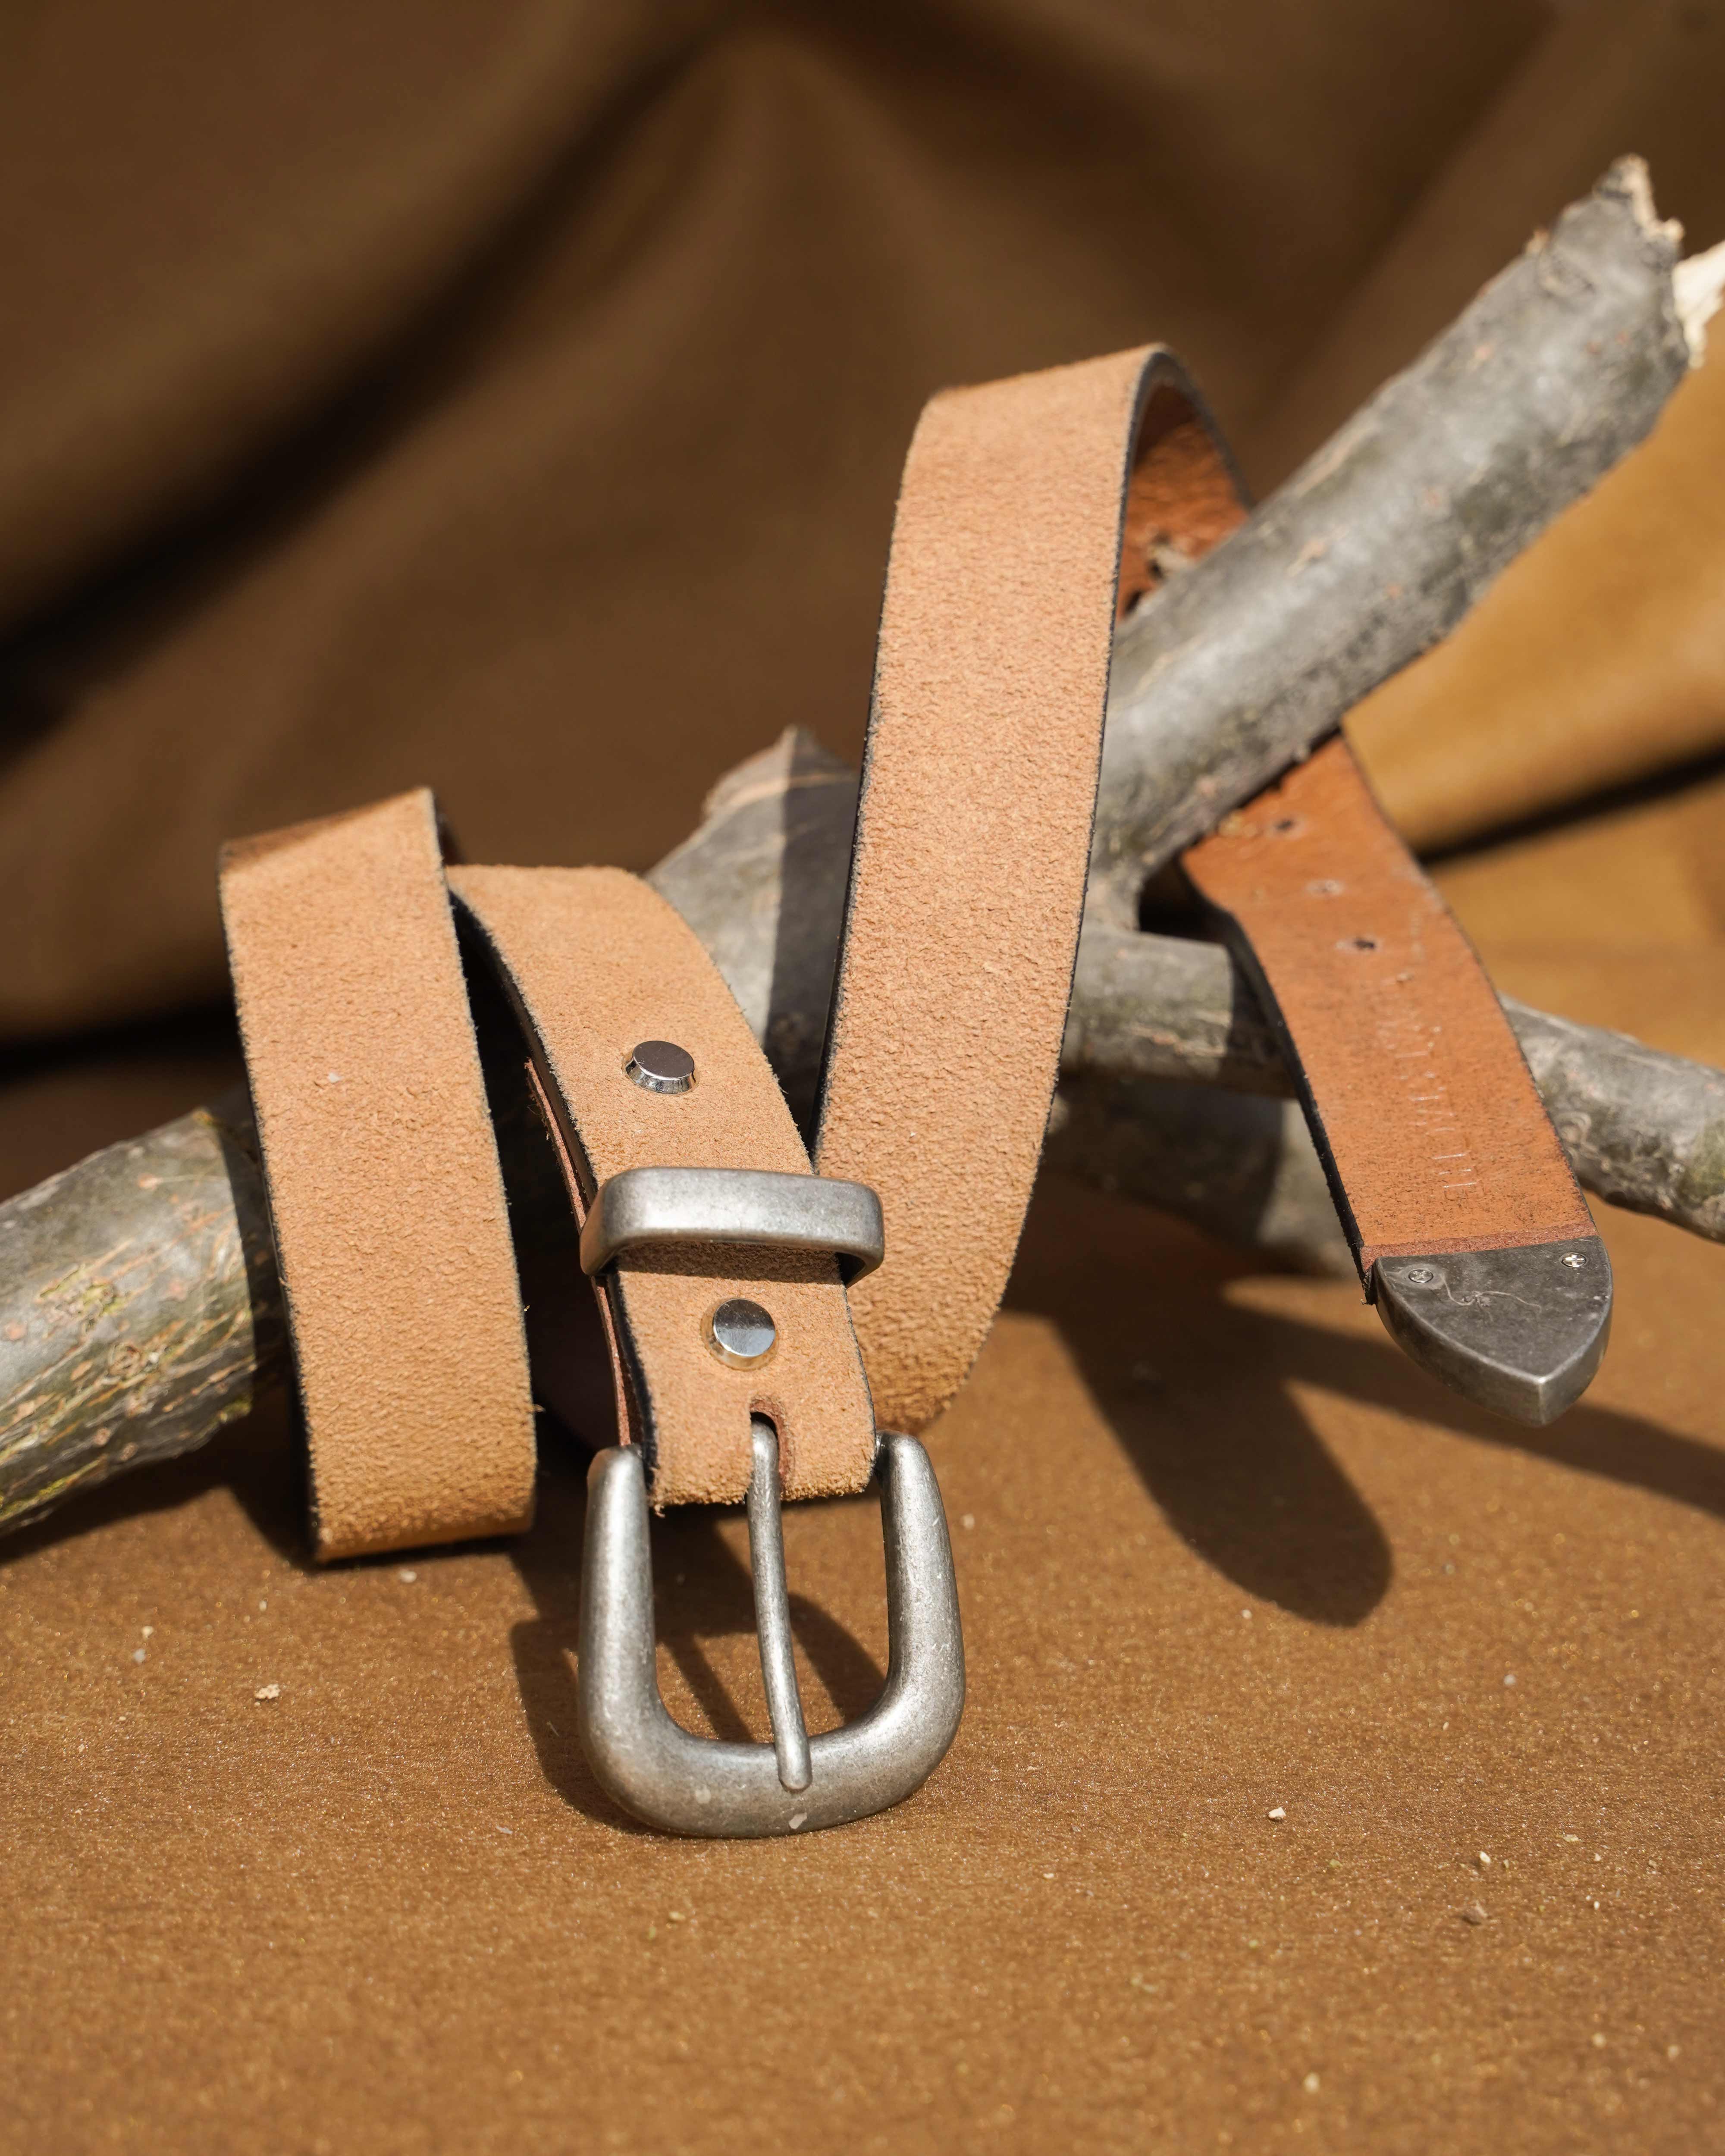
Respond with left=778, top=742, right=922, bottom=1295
left=6, top=0, right=1725, bottom=1048
left=3, top=4, right=1725, bottom=2150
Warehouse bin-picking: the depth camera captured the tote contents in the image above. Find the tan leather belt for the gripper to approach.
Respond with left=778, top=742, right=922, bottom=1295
left=221, top=335, right=1607, bottom=1838
left=816, top=346, right=1168, bottom=1431
left=220, top=347, right=1168, bottom=1836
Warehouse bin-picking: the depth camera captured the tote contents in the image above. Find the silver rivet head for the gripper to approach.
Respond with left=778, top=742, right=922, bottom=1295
left=707, top=1298, right=777, bottom=1369
left=625, top=1039, right=696, bottom=1094
left=1399, top=1264, right=1443, bottom=1288
left=1561, top=1252, right=1585, bottom=1270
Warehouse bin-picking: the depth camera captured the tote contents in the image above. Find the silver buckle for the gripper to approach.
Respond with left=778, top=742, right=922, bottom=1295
left=573, top=1165, right=960, bottom=1836
left=578, top=1423, right=964, bottom=1837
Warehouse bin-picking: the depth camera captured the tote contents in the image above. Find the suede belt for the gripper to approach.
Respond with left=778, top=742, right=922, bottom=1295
left=220, top=339, right=1600, bottom=1831
left=220, top=347, right=1167, bottom=1559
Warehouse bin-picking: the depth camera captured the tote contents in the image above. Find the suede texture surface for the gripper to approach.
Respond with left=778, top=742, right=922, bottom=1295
left=817, top=347, right=1157, bottom=1435
left=450, top=865, right=875, bottom=1505
left=220, top=791, right=536, bottom=1559
left=3, top=3, right=1725, bottom=2149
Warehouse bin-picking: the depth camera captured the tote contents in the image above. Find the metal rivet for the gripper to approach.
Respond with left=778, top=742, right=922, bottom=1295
left=1399, top=1264, right=1443, bottom=1288
left=625, top=1040, right=696, bottom=1094
left=1561, top=1252, right=1585, bottom=1270
left=707, top=1298, right=777, bottom=1368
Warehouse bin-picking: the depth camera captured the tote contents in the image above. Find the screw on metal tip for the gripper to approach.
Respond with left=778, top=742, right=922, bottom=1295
left=707, top=1298, right=777, bottom=1368
left=625, top=1039, right=696, bottom=1094
left=1373, top=1236, right=1613, bottom=1426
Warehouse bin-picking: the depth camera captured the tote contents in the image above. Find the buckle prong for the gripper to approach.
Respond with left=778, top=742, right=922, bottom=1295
left=746, top=1417, right=812, bottom=1792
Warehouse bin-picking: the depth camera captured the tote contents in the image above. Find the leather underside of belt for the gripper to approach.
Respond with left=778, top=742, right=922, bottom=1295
left=1183, top=740, right=1597, bottom=1271
left=1114, top=385, right=1612, bottom=1427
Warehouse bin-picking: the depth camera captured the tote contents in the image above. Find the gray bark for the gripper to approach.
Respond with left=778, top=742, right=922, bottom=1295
left=1091, top=159, right=1696, bottom=924
left=1508, top=1002, right=1725, bottom=1241
left=0, top=1099, right=282, bottom=1529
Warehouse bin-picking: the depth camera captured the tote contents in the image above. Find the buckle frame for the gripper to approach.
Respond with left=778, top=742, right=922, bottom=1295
left=577, top=1426, right=964, bottom=1837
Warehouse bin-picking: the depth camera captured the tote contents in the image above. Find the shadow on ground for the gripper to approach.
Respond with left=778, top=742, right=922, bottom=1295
left=1007, top=1173, right=1725, bottom=1628
left=505, top=1438, right=887, bottom=1826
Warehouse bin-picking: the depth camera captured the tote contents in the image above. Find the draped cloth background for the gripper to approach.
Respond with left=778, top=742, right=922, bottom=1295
left=3, top=5, right=1724, bottom=2150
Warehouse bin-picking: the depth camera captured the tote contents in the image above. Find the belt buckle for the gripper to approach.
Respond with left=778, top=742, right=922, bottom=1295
left=575, top=1168, right=965, bottom=1838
